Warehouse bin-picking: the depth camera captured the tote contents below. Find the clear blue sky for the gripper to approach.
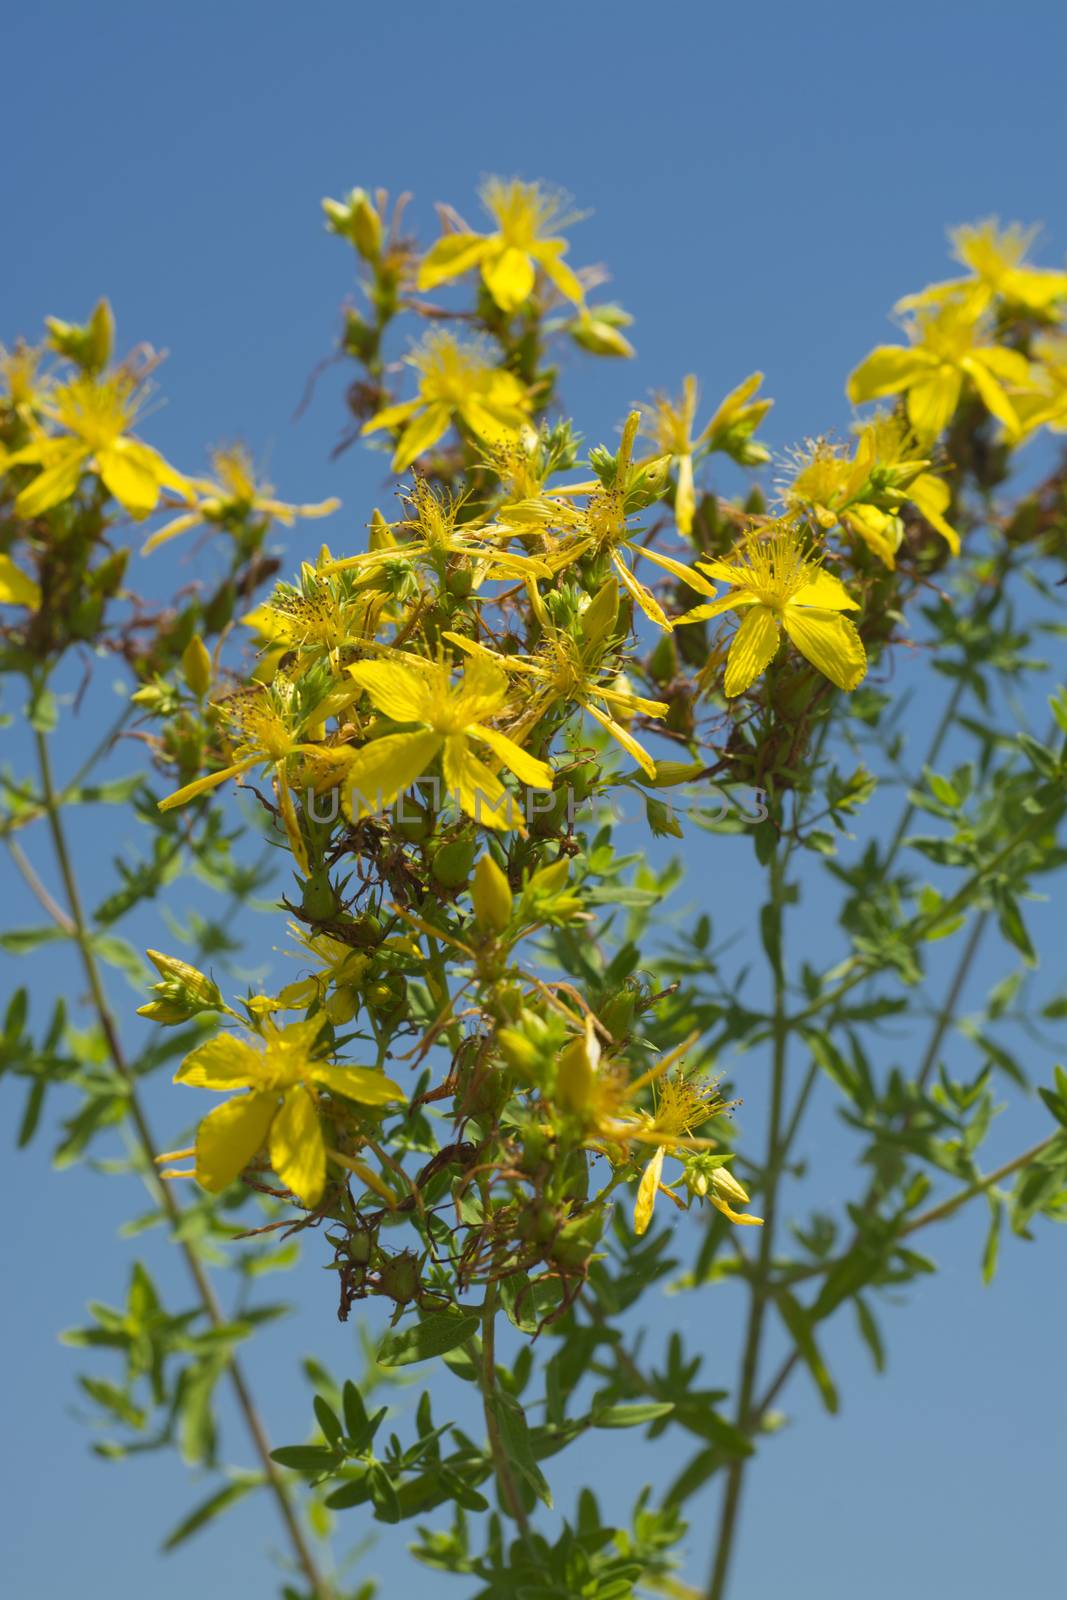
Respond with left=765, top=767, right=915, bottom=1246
left=3, top=2, right=1066, bottom=1597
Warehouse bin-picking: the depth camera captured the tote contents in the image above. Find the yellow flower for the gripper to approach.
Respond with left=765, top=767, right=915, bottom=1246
left=0, top=340, right=50, bottom=425
left=322, top=476, right=549, bottom=586
left=417, top=178, right=585, bottom=313
left=633, top=1074, right=762, bottom=1235
left=344, top=654, right=552, bottom=831
left=363, top=331, right=532, bottom=472
left=5, top=371, right=191, bottom=519
left=639, top=374, right=773, bottom=537
left=551, top=1019, right=760, bottom=1234
left=163, top=1017, right=405, bottom=1206
left=0, top=552, right=41, bottom=609
left=498, top=412, right=715, bottom=630
left=142, top=445, right=339, bottom=554
left=847, top=301, right=1032, bottom=440
left=784, top=417, right=959, bottom=566
left=679, top=522, right=867, bottom=697
left=155, top=681, right=353, bottom=872
left=1012, top=334, right=1067, bottom=437
left=445, top=577, right=669, bottom=779
left=896, top=220, right=1067, bottom=318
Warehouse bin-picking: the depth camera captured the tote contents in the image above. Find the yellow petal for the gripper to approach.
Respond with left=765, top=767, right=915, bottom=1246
left=791, top=568, right=860, bottom=612
left=452, top=655, right=509, bottom=722
left=532, top=240, right=585, bottom=306
left=361, top=398, right=421, bottom=435
left=962, top=356, right=1020, bottom=435
left=723, top=606, right=781, bottom=697
left=443, top=736, right=522, bottom=830
left=343, top=730, right=441, bottom=820
left=392, top=404, right=452, bottom=471
left=908, top=472, right=960, bottom=554
left=275, top=769, right=309, bottom=876
left=195, top=1091, right=276, bottom=1193
left=612, top=551, right=672, bottom=631
left=782, top=607, right=867, bottom=691
left=633, top=541, right=717, bottom=597
left=157, top=757, right=258, bottom=811
left=270, top=1085, right=326, bottom=1206
left=634, top=1147, right=666, bottom=1236
left=347, top=660, right=432, bottom=722
left=674, top=452, right=696, bottom=536
left=96, top=441, right=163, bottom=518
left=847, top=345, right=935, bottom=404
left=710, top=1193, right=764, bottom=1226
left=0, top=552, right=41, bottom=608
left=482, top=245, right=537, bottom=312
left=471, top=723, right=553, bottom=788
left=141, top=510, right=204, bottom=554
left=176, top=1032, right=261, bottom=1089
left=417, top=232, right=492, bottom=291
left=583, top=699, right=657, bottom=780
left=14, top=441, right=87, bottom=517
left=308, top=1063, right=406, bottom=1105
left=906, top=368, right=962, bottom=437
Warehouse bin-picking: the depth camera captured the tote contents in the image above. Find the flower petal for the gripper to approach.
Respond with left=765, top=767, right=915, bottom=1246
left=906, top=368, right=962, bottom=437
left=532, top=240, right=585, bottom=306
left=343, top=730, right=442, bottom=820
left=791, top=568, right=860, bottom=611
left=470, top=723, right=553, bottom=788
left=482, top=245, right=537, bottom=312
left=634, top=1146, right=665, bottom=1236
left=0, top=552, right=41, bottom=608
left=723, top=606, right=781, bottom=697
left=176, top=1032, right=261, bottom=1089
left=347, top=660, right=432, bottom=722
left=443, top=736, right=522, bottom=830
left=308, top=1063, right=407, bottom=1106
left=847, top=345, right=935, bottom=404
left=270, top=1085, right=326, bottom=1207
left=391, top=404, right=453, bottom=472
left=583, top=699, right=657, bottom=780
left=782, top=607, right=867, bottom=691
left=194, top=1091, right=276, bottom=1192
left=417, top=232, right=492, bottom=291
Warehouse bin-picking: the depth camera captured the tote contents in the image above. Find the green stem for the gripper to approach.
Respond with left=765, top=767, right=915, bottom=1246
left=34, top=729, right=330, bottom=1599
left=706, top=851, right=789, bottom=1600
left=478, top=1280, right=531, bottom=1535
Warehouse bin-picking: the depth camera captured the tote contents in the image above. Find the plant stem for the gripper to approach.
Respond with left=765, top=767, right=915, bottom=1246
left=478, top=1280, right=531, bottom=1535
left=34, top=728, right=329, bottom=1599
left=706, top=851, right=789, bottom=1600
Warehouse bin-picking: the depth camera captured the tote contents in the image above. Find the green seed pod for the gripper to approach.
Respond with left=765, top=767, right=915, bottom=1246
left=431, top=836, right=477, bottom=888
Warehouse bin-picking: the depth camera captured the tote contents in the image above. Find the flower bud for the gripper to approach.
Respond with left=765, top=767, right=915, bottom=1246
left=180, top=634, right=212, bottom=699
left=570, top=307, right=635, bottom=359
left=138, top=949, right=225, bottom=1025
left=471, top=854, right=513, bottom=934
left=555, top=1019, right=600, bottom=1113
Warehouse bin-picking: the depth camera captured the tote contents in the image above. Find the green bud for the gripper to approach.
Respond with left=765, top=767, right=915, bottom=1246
left=180, top=634, right=212, bottom=699
left=431, top=836, right=478, bottom=889
left=471, top=854, right=513, bottom=934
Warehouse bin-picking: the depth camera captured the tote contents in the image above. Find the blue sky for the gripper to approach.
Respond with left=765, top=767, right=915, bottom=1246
left=3, top=2, right=1066, bottom=1596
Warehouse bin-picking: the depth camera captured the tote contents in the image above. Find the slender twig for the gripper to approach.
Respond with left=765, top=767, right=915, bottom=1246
left=706, top=849, right=789, bottom=1600
left=33, top=729, right=329, bottom=1599
left=478, top=1280, right=531, bottom=1536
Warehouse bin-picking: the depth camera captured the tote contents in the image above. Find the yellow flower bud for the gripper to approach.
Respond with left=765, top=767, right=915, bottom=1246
left=555, top=1018, right=600, bottom=1113
left=180, top=634, right=212, bottom=698
left=471, top=854, right=513, bottom=934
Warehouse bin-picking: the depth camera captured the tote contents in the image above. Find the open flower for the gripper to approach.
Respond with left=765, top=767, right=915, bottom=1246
left=5, top=371, right=191, bottom=519
left=417, top=178, right=585, bottom=313
left=155, top=681, right=355, bottom=873
left=160, top=1017, right=405, bottom=1207
left=142, top=445, right=339, bottom=554
left=344, top=654, right=552, bottom=830
left=322, top=476, right=549, bottom=586
left=896, top=220, right=1067, bottom=318
left=445, top=578, right=669, bottom=779
left=362, top=331, right=532, bottom=472
left=678, top=522, right=867, bottom=697
left=847, top=300, right=1032, bottom=439
left=783, top=417, right=960, bottom=566
left=638, top=373, right=773, bottom=536
left=551, top=1018, right=761, bottom=1234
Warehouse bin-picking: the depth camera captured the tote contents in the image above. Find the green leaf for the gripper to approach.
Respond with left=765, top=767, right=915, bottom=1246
left=592, top=1402, right=675, bottom=1428
left=376, top=1310, right=480, bottom=1368
left=487, top=1392, right=552, bottom=1507
left=162, top=1477, right=259, bottom=1551
left=775, top=1290, right=839, bottom=1413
